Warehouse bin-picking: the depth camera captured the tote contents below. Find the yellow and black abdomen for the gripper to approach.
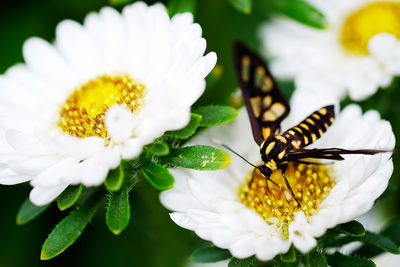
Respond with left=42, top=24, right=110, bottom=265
left=281, top=105, right=335, bottom=149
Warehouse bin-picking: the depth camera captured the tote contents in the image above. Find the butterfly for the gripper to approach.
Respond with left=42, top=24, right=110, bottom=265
left=232, top=42, right=389, bottom=207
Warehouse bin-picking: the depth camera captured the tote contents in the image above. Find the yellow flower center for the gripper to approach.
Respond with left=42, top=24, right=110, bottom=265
left=341, top=2, right=400, bottom=54
left=58, top=75, right=145, bottom=142
left=238, top=162, right=335, bottom=231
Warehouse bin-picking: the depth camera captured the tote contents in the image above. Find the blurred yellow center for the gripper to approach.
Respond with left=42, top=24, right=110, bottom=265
left=341, top=2, right=400, bottom=54
left=58, top=75, right=145, bottom=142
left=238, top=162, right=335, bottom=231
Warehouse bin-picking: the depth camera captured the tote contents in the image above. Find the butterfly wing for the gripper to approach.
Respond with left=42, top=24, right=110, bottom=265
left=233, top=42, right=290, bottom=145
left=286, top=148, right=390, bottom=162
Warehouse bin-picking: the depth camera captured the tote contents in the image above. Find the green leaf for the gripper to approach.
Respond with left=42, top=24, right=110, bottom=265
left=191, top=246, right=231, bottom=263
left=142, top=162, right=175, bottom=190
left=305, top=250, right=327, bottom=267
left=144, top=142, right=170, bottom=156
left=269, top=0, right=327, bottom=29
left=352, top=244, right=382, bottom=259
left=361, top=231, right=400, bottom=254
left=106, top=185, right=130, bottom=235
left=228, top=257, right=256, bottom=267
left=164, top=113, right=202, bottom=139
left=41, top=193, right=102, bottom=260
left=228, top=0, right=252, bottom=14
left=325, top=231, right=399, bottom=255
left=57, top=185, right=83, bottom=211
left=326, top=252, right=375, bottom=267
left=104, top=164, right=124, bottom=192
left=339, top=220, right=365, bottom=237
left=354, top=219, right=400, bottom=257
left=161, top=145, right=232, bottom=170
left=168, top=0, right=196, bottom=16
left=323, top=236, right=356, bottom=248
left=16, top=198, right=50, bottom=225
left=280, top=245, right=296, bottom=263
left=382, top=219, right=400, bottom=245
left=194, top=105, right=238, bottom=127
left=108, top=0, right=132, bottom=6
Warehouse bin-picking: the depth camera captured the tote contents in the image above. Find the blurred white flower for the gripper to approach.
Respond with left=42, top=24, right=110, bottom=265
left=161, top=94, right=394, bottom=260
left=374, top=253, right=400, bottom=267
left=0, top=2, right=216, bottom=206
left=261, top=0, right=400, bottom=100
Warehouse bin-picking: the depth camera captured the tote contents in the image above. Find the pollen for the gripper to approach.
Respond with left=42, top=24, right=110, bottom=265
left=238, top=162, right=335, bottom=231
left=58, top=75, right=145, bottom=143
left=340, top=2, right=400, bottom=54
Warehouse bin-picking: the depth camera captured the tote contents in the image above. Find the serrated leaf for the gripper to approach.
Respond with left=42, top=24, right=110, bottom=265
left=280, top=245, right=296, bottom=263
left=104, top=164, right=124, bottom=192
left=339, top=220, right=365, bottom=237
left=41, top=193, right=102, bottom=260
left=326, top=252, right=375, bottom=267
left=305, top=250, right=327, bottom=267
left=269, top=0, right=327, bottom=29
left=144, top=142, right=170, bottom=156
left=142, top=162, right=174, bottom=190
left=352, top=244, right=382, bottom=259
left=228, top=0, right=252, bottom=14
left=164, top=113, right=202, bottom=139
left=323, top=236, right=356, bottom=248
left=106, top=185, right=130, bottom=235
left=194, top=105, right=238, bottom=127
left=228, top=257, right=256, bottom=267
left=168, top=0, right=196, bottom=16
left=56, top=185, right=83, bottom=211
left=16, top=198, right=49, bottom=225
left=361, top=231, right=400, bottom=254
left=161, top=145, right=232, bottom=170
left=191, top=246, right=231, bottom=263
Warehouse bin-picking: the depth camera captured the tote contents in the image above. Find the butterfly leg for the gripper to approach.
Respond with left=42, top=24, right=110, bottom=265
left=248, top=167, right=258, bottom=188
left=249, top=167, right=280, bottom=194
left=267, top=177, right=280, bottom=190
left=280, top=164, right=301, bottom=207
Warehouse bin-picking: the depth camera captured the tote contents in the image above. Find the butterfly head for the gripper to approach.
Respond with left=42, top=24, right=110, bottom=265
left=258, top=164, right=273, bottom=180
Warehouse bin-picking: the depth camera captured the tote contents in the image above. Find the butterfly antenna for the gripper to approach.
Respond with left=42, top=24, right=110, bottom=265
left=212, top=138, right=258, bottom=169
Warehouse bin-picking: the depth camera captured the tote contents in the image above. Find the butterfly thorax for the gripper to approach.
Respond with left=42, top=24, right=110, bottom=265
left=260, top=135, right=293, bottom=171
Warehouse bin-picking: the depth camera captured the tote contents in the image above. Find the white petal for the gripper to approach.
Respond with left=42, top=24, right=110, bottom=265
left=55, top=20, right=101, bottom=80
left=30, top=184, right=68, bottom=206
left=105, top=105, right=135, bottom=143
left=368, top=33, right=398, bottom=61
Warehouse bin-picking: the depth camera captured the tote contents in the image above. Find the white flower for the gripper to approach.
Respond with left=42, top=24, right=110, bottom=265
left=373, top=253, right=400, bottom=267
left=0, top=2, right=216, bottom=206
left=160, top=93, right=394, bottom=260
left=260, top=0, right=400, bottom=100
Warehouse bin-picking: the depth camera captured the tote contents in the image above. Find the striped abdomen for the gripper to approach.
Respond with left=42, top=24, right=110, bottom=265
left=281, top=105, right=335, bottom=149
